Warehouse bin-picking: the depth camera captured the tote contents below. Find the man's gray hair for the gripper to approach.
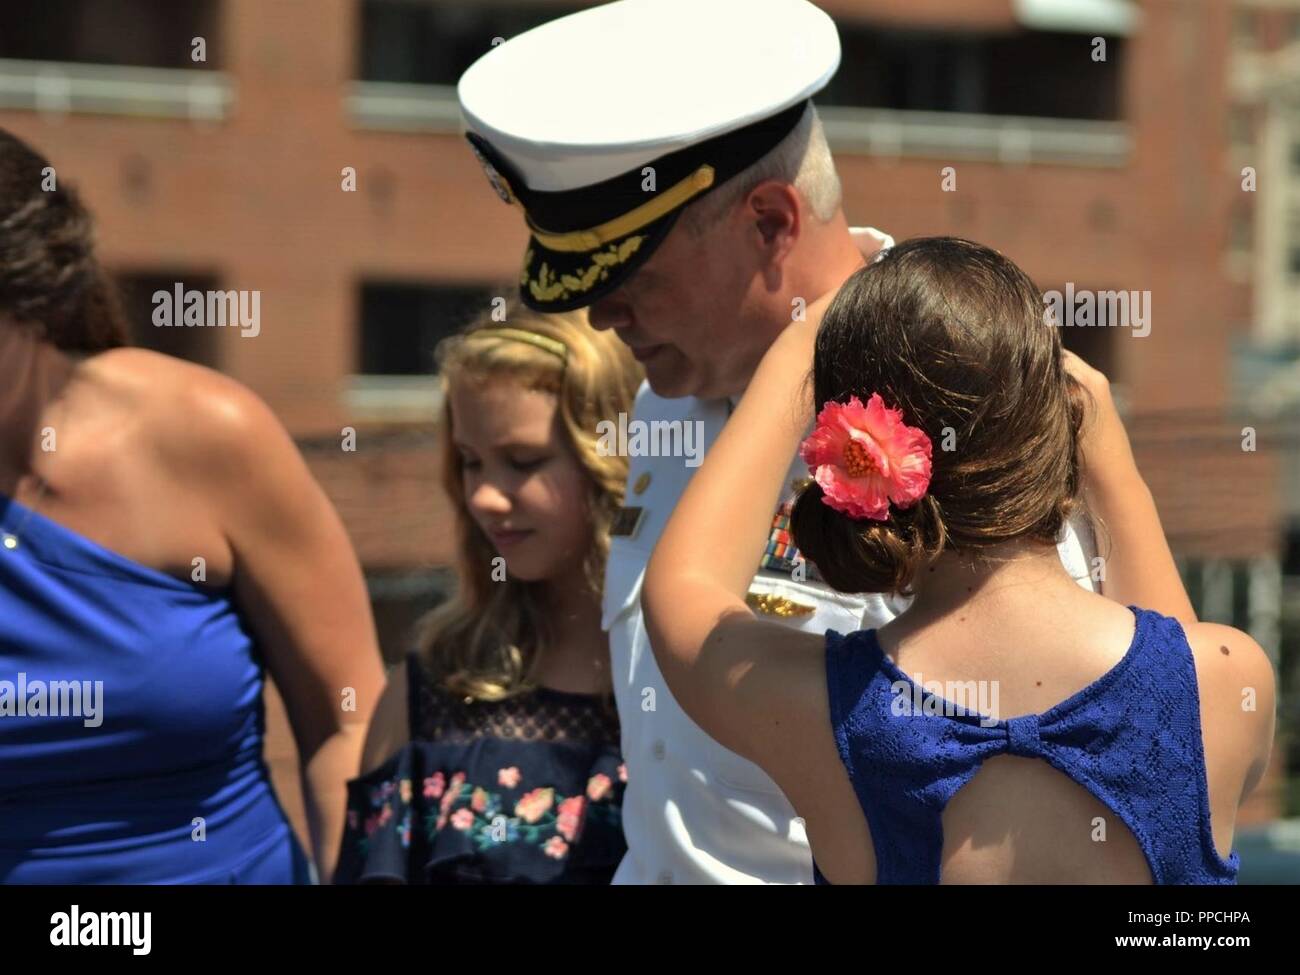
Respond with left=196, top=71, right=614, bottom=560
left=679, top=102, right=841, bottom=235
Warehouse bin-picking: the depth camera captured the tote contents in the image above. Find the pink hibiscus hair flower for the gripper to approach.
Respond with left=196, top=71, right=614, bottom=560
left=799, top=393, right=932, bottom=521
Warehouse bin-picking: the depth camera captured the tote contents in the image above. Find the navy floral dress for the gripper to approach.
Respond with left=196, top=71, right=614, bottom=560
left=336, top=654, right=626, bottom=884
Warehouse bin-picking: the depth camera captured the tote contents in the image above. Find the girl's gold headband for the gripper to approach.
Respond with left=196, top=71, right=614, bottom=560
left=476, top=326, right=567, bottom=361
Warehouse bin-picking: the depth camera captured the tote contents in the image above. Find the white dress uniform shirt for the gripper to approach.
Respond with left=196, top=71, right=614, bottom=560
left=602, top=228, right=1100, bottom=884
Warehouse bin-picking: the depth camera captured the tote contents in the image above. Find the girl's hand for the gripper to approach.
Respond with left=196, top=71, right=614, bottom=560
left=779, top=292, right=833, bottom=360
left=1061, top=349, right=1196, bottom=623
left=752, top=293, right=833, bottom=436
left=1062, top=349, right=1140, bottom=496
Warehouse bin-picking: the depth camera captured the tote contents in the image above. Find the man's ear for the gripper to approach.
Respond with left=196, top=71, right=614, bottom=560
left=746, top=180, right=801, bottom=266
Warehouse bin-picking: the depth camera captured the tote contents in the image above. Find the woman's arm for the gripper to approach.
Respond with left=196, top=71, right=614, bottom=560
left=188, top=376, right=385, bottom=884
left=1064, top=352, right=1197, bottom=625
left=643, top=312, right=826, bottom=766
left=360, top=661, right=410, bottom=774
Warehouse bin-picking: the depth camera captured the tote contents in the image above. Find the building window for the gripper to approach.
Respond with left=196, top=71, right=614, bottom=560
left=816, top=27, right=1123, bottom=119
left=1288, top=215, right=1300, bottom=277
left=358, top=281, right=496, bottom=376
left=358, top=2, right=1121, bottom=120
left=1229, top=106, right=1254, bottom=148
left=1043, top=283, right=1120, bottom=379
left=367, top=571, right=455, bottom=667
left=1180, top=556, right=1292, bottom=663
left=0, top=0, right=220, bottom=69
left=1230, top=205, right=1253, bottom=258
left=116, top=271, right=222, bottom=368
left=359, top=0, right=584, bottom=85
left=1285, top=522, right=1300, bottom=577
left=1234, top=10, right=1256, bottom=50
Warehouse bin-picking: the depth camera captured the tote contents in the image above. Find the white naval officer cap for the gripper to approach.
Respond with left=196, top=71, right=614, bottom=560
left=457, top=0, right=841, bottom=312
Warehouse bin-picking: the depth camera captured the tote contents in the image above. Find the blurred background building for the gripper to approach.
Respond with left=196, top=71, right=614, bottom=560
left=2, top=0, right=1297, bottom=879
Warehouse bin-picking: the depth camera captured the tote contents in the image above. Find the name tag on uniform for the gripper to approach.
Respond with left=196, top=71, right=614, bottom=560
left=610, top=505, right=646, bottom=540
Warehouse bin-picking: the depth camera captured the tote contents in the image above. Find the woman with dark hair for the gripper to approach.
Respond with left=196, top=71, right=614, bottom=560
left=0, top=127, right=384, bottom=883
left=643, top=237, right=1275, bottom=884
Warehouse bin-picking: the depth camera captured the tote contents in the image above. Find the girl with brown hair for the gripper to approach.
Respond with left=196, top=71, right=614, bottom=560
left=643, top=236, right=1275, bottom=884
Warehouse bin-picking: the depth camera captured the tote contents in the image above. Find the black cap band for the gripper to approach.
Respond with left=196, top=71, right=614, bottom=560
left=467, top=99, right=810, bottom=235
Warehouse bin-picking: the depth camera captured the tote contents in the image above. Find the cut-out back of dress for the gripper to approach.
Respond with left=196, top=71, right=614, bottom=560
left=817, top=606, right=1238, bottom=884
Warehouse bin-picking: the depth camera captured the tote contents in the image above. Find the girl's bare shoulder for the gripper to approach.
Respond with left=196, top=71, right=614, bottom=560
left=1182, top=620, right=1274, bottom=708
left=1182, top=620, right=1275, bottom=787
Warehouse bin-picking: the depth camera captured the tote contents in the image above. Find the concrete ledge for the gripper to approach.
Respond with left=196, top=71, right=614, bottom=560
left=343, top=374, right=443, bottom=425
left=347, top=80, right=1131, bottom=167
left=0, top=57, right=232, bottom=120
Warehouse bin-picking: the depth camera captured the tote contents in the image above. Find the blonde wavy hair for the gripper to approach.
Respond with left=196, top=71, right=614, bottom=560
left=416, top=299, right=642, bottom=701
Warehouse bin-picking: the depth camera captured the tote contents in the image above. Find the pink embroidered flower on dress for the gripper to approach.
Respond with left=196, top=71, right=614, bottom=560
left=439, top=772, right=466, bottom=820
left=471, top=787, right=489, bottom=813
left=586, top=773, right=612, bottom=802
left=498, top=766, right=521, bottom=789
left=556, top=796, right=586, bottom=841
left=515, top=787, right=554, bottom=824
left=423, top=772, right=445, bottom=800
left=364, top=804, right=393, bottom=837
left=799, top=393, right=932, bottom=521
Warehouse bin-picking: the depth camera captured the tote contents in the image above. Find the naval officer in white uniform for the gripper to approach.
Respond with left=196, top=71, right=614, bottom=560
left=456, top=0, right=1099, bottom=884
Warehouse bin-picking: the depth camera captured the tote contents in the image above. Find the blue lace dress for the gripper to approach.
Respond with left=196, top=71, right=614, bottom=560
left=818, top=606, right=1239, bottom=884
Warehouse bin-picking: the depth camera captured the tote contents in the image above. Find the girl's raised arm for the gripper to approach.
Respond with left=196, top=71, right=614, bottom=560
left=1064, top=351, right=1197, bottom=626
left=643, top=311, right=826, bottom=766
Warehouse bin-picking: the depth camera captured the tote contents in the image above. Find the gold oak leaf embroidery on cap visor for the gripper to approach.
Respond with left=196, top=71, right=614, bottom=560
left=522, top=236, right=647, bottom=305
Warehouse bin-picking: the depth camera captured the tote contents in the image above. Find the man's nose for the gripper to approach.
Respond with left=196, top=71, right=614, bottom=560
left=586, top=295, right=632, bottom=332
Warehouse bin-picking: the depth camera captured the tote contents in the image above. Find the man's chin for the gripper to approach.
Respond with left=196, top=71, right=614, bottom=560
left=643, top=362, right=701, bottom=400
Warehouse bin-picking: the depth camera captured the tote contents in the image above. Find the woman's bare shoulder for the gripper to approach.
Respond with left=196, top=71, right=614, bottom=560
left=88, top=348, right=275, bottom=429
left=86, top=348, right=299, bottom=477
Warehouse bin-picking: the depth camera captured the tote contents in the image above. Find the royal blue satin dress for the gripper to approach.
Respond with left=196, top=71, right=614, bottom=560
left=0, top=494, right=310, bottom=883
